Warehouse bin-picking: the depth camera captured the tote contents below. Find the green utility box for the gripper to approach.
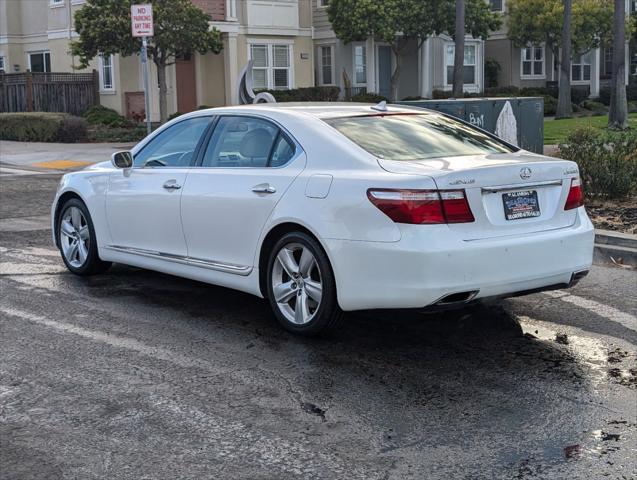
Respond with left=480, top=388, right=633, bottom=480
left=397, top=97, right=544, bottom=154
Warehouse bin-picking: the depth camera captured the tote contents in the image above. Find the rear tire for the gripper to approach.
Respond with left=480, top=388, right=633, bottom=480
left=266, top=232, right=342, bottom=335
left=57, top=198, right=111, bottom=276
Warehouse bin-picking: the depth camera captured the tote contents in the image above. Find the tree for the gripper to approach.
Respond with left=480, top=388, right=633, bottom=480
left=608, top=0, right=628, bottom=129
left=508, top=0, right=613, bottom=118
left=71, top=0, right=223, bottom=123
left=557, top=0, right=573, bottom=118
left=327, top=0, right=500, bottom=101
left=452, top=0, right=466, bottom=98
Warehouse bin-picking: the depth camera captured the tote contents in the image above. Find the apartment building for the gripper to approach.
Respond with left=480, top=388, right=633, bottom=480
left=312, top=1, right=486, bottom=100
left=0, top=0, right=314, bottom=120
left=485, top=0, right=635, bottom=97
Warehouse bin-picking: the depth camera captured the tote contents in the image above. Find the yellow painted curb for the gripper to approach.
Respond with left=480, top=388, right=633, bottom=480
left=31, top=160, right=95, bottom=169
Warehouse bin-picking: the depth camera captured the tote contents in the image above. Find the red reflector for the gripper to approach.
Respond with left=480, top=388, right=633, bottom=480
left=367, top=189, right=474, bottom=224
left=564, top=178, right=584, bottom=210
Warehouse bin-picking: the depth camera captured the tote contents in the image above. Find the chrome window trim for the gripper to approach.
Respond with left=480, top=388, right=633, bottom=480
left=105, top=245, right=252, bottom=276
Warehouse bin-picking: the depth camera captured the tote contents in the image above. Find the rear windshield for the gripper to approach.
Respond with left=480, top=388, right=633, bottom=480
left=325, top=113, right=516, bottom=161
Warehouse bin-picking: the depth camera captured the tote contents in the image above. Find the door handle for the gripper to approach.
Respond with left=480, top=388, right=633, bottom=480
left=163, top=180, right=182, bottom=190
left=252, top=183, right=276, bottom=194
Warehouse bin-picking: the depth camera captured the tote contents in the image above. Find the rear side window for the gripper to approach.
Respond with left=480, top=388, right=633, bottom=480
left=325, top=114, right=515, bottom=161
left=202, top=116, right=279, bottom=168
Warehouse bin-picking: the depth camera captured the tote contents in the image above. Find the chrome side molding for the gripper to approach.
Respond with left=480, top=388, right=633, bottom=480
left=104, top=245, right=252, bottom=276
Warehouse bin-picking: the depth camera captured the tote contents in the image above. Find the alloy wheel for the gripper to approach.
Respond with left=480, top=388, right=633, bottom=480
left=60, top=206, right=90, bottom=268
left=271, top=242, right=323, bottom=325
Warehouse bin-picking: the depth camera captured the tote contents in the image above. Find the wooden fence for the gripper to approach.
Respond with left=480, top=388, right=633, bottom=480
left=0, top=71, right=100, bottom=115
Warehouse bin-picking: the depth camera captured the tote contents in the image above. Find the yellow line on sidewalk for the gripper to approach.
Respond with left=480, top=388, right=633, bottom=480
left=31, top=160, right=94, bottom=169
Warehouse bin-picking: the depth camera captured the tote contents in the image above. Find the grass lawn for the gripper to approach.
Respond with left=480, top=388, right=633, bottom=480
left=543, top=113, right=637, bottom=145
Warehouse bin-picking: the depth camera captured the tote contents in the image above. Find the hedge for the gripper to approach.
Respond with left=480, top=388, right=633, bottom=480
left=558, top=127, right=637, bottom=200
left=0, top=112, right=87, bottom=143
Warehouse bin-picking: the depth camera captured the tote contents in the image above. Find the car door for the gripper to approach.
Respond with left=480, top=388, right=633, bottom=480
left=106, top=116, right=212, bottom=257
left=180, top=115, right=306, bottom=270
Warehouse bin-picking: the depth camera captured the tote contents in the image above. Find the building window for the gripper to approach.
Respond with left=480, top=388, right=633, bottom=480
left=354, top=44, right=366, bottom=85
left=319, top=45, right=333, bottom=85
left=0, top=56, right=5, bottom=73
left=99, top=54, right=114, bottom=91
left=28, top=51, right=51, bottom=72
left=50, top=0, right=64, bottom=4
left=603, top=47, right=613, bottom=78
left=445, top=44, right=476, bottom=85
left=250, top=43, right=292, bottom=90
left=489, top=0, right=504, bottom=12
left=318, top=0, right=329, bottom=7
left=572, top=52, right=591, bottom=82
left=521, top=45, right=544, bottom=78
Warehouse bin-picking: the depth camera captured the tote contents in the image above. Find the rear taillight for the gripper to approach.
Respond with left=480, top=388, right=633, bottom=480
left=367, top=189, right=474, bottom=224
left=564, top=178, right=584, bottom=210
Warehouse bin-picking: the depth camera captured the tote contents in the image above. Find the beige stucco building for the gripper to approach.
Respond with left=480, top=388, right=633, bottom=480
left=0, top=0, right=315, bottom=120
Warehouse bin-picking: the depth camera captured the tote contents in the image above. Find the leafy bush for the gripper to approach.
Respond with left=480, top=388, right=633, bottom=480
left=558, top=127, right=637, bottom=200
left=570, top=87, right=590, bottom=106
left=349, top=92, right=388, bottom=103
left=84, top=105, right=131, bottom=127
left=543, top=95, right=557, bottom=116
left=260, top=86, right=340, bottom=102
left=485, top=58, right=501, bottom=88
left=167, top=111, right=183, bottom=121
left=598, top=87, right=611, bottom=106
left=56, top=115, right=88, bottom=142
left=580, top=100, right=608, bottom=115
left=87, top=125, right=147, bottom=143
left=628, top=101, right=637, bottom=113
left=484, top=86, right=520, bottom=96
left=0, top=112, right=87, bottom=142
left=401, top=95, right=424, bottom=101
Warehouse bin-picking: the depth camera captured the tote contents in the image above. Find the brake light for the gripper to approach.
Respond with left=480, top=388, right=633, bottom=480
left=367, top=189, right=474, bottom=224
left=564, top=178, right=584, bottom=210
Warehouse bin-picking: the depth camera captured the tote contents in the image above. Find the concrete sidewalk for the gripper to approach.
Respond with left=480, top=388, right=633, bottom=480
left=0, top=140, right=136, bottom=170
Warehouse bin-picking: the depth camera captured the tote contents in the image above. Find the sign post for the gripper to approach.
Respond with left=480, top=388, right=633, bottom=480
left=131, top=4, right=154, bottom=134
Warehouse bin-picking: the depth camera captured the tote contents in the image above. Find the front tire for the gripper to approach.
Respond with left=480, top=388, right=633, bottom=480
left=57, top=198, right=111, bottom=275
left=266, top=232, right=342, bottom=335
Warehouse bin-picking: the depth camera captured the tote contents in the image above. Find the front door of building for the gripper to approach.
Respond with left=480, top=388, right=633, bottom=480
left=176, top=57, right=197, bottom=113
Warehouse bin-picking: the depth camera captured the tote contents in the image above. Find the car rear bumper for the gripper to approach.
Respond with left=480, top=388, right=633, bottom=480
left=325, top=208, right=594, bottom=311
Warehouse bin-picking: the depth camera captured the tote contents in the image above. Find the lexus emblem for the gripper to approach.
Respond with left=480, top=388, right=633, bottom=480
left=520, top=167, right=532, bottom=180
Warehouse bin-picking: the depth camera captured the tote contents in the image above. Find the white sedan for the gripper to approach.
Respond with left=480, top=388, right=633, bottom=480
left=52, top=103, right=594, bottom=335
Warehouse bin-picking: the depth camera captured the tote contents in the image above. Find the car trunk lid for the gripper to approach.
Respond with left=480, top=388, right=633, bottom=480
left=378, top=152, right=580, bottom=240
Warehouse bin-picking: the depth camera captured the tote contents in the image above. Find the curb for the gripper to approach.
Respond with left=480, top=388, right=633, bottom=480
left=594, top=229, right=637, bottom=268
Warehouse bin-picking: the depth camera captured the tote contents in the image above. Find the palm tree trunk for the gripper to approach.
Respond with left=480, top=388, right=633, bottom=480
left=556, top=0, right=573, bottom=119
left=452, top=0, right=465, bottom=98
left=608, top=0, right=628, bottom=129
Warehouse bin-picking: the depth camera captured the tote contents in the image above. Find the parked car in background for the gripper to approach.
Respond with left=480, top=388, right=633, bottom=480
left=52, top=103, right=594, bottom=335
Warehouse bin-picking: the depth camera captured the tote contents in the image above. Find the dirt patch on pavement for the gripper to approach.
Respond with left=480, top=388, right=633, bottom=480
left=587, top=198, right=637, bottom=234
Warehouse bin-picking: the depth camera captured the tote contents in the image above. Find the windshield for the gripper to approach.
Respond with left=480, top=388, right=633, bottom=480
left=325, top=113, right=516, bottom=161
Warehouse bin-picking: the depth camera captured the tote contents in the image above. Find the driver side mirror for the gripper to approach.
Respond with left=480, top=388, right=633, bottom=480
left=111, top=151, right=133, bottom=169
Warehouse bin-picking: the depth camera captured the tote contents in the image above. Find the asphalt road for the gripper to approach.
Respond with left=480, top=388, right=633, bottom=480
left=1, top=167, right=636, bottom=480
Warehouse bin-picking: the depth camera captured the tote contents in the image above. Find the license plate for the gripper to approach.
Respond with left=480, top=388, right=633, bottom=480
left=502, top=190, right=541, bottom=220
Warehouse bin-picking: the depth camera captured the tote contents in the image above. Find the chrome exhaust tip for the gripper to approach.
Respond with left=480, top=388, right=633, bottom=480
left=569, top=269, right=589, bottom=287
left=434, top=290, right=480, bottom=306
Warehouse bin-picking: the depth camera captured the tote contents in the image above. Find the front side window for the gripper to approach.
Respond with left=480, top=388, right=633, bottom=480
left=572, top=52, right=592, bottom=81
left=250, top=44, right=291, bottom=90
left=202, top=116, right=283, bottom=168
left=99, top=54, right=114, bottom=90
left=326, top=114, right=515, bottom=161
left=133, top=117, right=211, bottom=168
left=354, top=45, right=367, bottom=85
left=319, top=45, right=333, bottom=85
left=446, top=44, right=476, bottom=85
left=521, top=45, right=544, bottom=77
left=29, top=52, right=51, bottom=72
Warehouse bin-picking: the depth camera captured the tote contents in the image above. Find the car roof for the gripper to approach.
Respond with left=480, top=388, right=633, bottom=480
left=195, top=102, right=432, bottom=120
